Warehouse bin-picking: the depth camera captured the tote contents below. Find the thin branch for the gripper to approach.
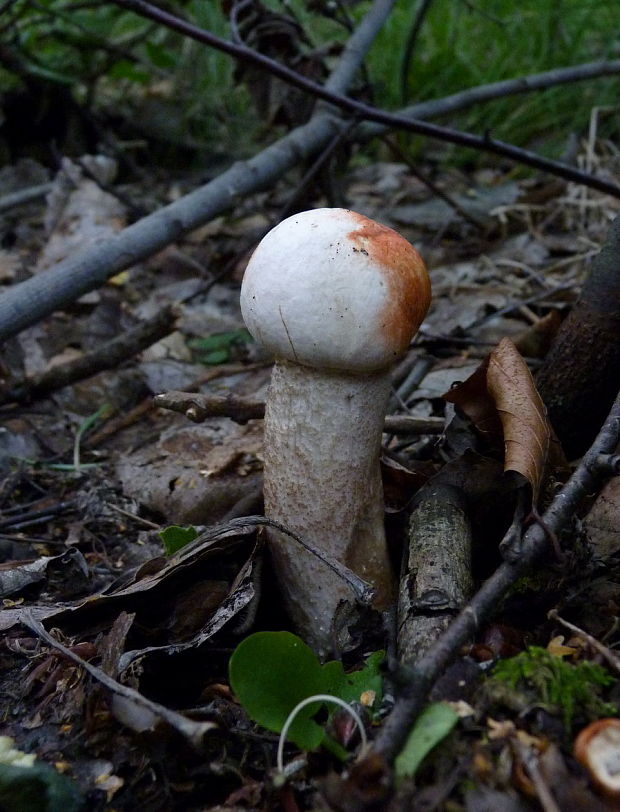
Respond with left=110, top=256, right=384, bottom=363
left=548, top=608, right=620, bottom=677
left=387, top=59, right=620, bottom=125
left=108, top=0, right=620, bottom=197
left=0, top=305, right=177, bottom=404
left=236, top=516, right=374, bottom=603
left=399, top=0, right=435, bottom=104
left=21, top=610, right=217, bottom=750
left=153, top=389, right=445, bottom=435
left=229, top=0, right=254, bottom=45
left=381, top=134, right=486, bottom=230
left=0, top=183, right=52, bottom=213
left=368, top=387, right=620, bottom=765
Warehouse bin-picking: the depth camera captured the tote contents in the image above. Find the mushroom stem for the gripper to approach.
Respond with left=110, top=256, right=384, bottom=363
left=240, top=208, right=430, bottom=657
left=264, top=361, right=393, bottom=656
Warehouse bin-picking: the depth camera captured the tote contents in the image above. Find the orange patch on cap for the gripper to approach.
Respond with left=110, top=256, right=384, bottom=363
left=346, top=212, right=431, bottom=353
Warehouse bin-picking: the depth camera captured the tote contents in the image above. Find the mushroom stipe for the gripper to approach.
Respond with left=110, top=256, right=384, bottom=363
left=240, top=208, right=430, bottom=657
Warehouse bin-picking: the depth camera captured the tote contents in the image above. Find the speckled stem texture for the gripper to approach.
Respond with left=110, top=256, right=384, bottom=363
left=263, top=361, right=394, bottom=658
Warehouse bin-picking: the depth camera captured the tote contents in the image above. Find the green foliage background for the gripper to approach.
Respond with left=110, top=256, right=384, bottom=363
left=1, top=0, right=618, bottom=160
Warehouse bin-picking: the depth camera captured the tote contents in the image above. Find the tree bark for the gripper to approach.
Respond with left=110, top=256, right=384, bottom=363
left=536, top=214, right=620, bottom=458
left=397, top=484, right=473, bottom=662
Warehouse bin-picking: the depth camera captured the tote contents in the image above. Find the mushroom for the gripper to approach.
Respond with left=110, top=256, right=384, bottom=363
left=574, top=718, right=620, bottom=800
left=240, top=208, right=430, bottom=656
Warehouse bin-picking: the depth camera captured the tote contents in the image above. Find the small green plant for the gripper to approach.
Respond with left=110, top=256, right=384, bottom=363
left=158, top=525, right=198, bottom=555
left=395, top=702, right=459, bottom=780
left=491, top=646, right=617, bottom=729
left=187, top=329, right=253, bottom=365
left=228, top=631, right=383, bottom=753
left=0, top=736, right=83, bottom=812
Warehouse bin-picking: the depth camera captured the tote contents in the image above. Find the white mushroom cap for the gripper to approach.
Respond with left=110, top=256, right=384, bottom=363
left=240, top=208, right=430, bottom=373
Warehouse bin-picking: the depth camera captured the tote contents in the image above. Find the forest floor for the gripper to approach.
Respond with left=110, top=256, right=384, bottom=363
left=1, top=130, right=620, bottom=812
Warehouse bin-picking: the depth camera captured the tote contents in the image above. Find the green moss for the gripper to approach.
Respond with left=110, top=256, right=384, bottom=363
left=490, top=646, right=617, bottom=729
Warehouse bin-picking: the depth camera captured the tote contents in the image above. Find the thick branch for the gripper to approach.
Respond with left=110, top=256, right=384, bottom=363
left=109, top=0, right=620, bottom=197
left=397, top=484, right=473, bottom=662
left=370, top=387, right=620, bottom=764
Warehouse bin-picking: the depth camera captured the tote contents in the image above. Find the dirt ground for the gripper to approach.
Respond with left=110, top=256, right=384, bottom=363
left=1, top=133, right=620, bottom=811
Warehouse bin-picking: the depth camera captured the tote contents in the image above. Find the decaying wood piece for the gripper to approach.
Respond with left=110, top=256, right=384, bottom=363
left=397, top=484, right=473, bottom=662
left=537, top=214, right=620, bottom=458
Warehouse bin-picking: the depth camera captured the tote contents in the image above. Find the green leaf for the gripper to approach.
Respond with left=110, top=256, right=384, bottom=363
left=200, top=349, right=230, bottom=366
left=394, top=703, right=459, bottom=780
left=158, top=525, right=198, bottom=555
left=188, top=329, right=253, bottom=365
left=108, top=59, right=149, bottom=83
left=229, top=632, right=332, bottom=750
left=0, top=762, right=84, bottom=812
left=229, top=632, right=383, bottom=752
left=145, top=42, right=176, bottom=69
left=338, top=649, right=384, bottom=709
left=188, top=329, right=253, bottom=353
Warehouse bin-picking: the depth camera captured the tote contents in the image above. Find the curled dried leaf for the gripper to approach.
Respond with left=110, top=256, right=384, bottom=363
left=444, top=338, right=550, bottom=501
left=488, top=338, right=550, bottom=500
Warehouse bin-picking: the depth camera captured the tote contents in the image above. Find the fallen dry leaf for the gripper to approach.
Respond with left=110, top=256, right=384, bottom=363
left=488, top=338, right=550, bottom=500
left=444, top=338, right=550, bottom=501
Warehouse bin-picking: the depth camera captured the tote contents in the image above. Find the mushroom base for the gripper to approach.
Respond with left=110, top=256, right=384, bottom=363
left=263, top=360, right=394, bottom=658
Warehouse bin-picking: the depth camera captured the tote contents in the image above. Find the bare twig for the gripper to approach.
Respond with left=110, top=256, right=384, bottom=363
left=105, top=502, right=161, bottom=530
left=21, top=610, right=217, bottom=749
left=0, top=305, right=177, bottom=405
left=0, top=500, right=77, bottom=530
left=154, top=390, right=265, bottom=424
left=548, top=608, right=620, bottom=677
left=0, top=183, right=52, bottom=213
left=366, top=387, right=620, bottom=767
left=83, top=397, right=154, bottom=448
left=386, top=59, right=620, bottom=126
left=153, top=390, right=445, bottom=434
left=229, top=0, right=254, bottom=44
left=513, top=739, right=562, bottom=812
left=381, top=134, right=486, bottom=230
